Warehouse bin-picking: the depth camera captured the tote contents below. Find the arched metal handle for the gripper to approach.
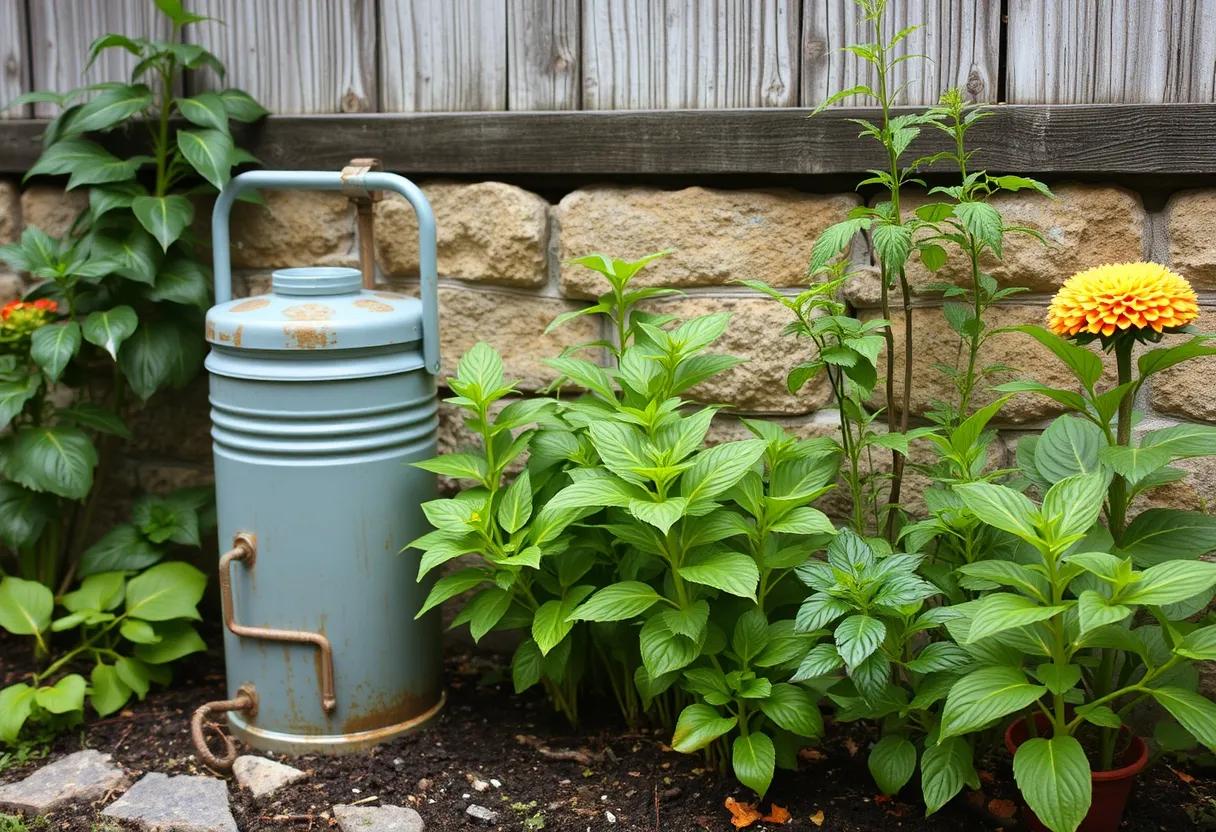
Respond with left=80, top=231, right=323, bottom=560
left=191, top=685, right=257, bottom=773
left=210, top=169, right=441, bottom=375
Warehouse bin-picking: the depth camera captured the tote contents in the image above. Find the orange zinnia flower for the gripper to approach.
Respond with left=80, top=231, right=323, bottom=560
left=1047, top=262, right=1198, bottom=341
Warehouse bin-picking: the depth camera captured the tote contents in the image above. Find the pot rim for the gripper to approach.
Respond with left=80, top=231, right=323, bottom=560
left=1003, top=714, right=1150, bottom=781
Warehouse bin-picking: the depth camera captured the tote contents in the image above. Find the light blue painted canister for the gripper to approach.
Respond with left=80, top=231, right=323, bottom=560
left=200, top=170, right=443, bottom=757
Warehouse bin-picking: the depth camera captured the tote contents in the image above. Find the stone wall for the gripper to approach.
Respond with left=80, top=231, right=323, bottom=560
left=3, top=179, right=1214, bottom=518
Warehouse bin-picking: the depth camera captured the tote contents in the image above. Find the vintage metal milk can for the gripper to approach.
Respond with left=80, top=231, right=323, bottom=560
left=190, top=167, right=443, bottom=768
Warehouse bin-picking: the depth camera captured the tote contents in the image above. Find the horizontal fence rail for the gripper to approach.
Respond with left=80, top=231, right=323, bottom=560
left=4, top=0, right=1216, bottom=118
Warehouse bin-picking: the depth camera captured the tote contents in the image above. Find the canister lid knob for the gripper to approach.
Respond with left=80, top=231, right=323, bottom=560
left=272, top=267, right=362, bottom=296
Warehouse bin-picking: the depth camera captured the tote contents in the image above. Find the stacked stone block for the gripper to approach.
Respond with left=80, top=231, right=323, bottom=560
left=1, top=178, right=1213, bottom=518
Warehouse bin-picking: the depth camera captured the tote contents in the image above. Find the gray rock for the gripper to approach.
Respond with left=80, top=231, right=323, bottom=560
left=0, top=749, right=129, bottom=813
left=465, top=804, right=499, bottom=824
left=334, top=803, right=425, bottom=832
left=102, top=772, right=236, bottom=832
left=232, top=755, right=307, bottom=799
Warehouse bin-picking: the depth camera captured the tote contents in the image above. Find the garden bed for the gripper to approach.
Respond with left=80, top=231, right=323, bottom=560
left=2, top=634, right=1211, bottom=832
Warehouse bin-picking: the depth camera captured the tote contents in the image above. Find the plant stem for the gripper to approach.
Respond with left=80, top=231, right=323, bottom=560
left=1106, top=339, right=1135, bottom=543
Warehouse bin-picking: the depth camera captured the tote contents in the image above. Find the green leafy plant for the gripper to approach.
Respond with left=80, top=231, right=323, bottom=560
left=0, top=0, right=263, bottom=597
left=938, top=471, right=1216, bottom=832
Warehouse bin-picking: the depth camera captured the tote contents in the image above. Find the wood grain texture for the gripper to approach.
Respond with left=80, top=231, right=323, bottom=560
left=1007, top=0, right=1216, bottom=103
left=185, top=0, right=377, bottom=113
left=508, top=0, right=580, bottom=109
left=9, top=105, right=1215, bottom=175
left=582, top=0, right=799, bottom=109
left=380, top=0, right=508, bottom=112
left=801, top=0, right=1000, bottom=107
left=26, top=0, right=172, bottom=117
left=0, top=0, right=28, bottom=118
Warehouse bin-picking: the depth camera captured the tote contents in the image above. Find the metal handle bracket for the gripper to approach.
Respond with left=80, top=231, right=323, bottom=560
left=219, top=533, right=337, bottom=713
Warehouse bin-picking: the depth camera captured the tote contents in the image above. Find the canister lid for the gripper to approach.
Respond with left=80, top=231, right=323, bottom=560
left=205, top=267, right=424, bottom=351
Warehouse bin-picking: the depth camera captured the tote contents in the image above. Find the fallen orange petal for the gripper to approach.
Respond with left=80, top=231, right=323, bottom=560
left=809, top=808, right=825, bottom=827
left=725, top=797, right=763, bottom=829
left=760, top=804, right=791, bottom=824
left=1170, top=766, right=1196, bottom=785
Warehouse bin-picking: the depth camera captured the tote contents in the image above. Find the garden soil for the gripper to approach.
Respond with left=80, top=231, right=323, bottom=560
left=2, top=635, right=1212, bottom=832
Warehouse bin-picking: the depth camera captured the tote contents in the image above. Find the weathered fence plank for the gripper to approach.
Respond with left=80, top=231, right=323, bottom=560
left=581, top=0, right=799, bottom=109
left=185, top=0, right=377, bottom=113
left=508, top=0, right=580, bottom=110
left=1007, top=0, right=1216, bottom=103
left=380, top=0, right=508, bottom=112
left=0, top=0, right=28, bottom=118
left=801, top=0, right=1000, bottom=107
left=26, top=0, right=172, bottom=117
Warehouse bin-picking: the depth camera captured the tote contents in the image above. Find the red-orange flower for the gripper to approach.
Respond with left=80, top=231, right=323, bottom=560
left=1047, top=262, right=1198, bottom=339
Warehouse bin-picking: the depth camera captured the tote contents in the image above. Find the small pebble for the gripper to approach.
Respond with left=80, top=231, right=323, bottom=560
left=416, top=778, right=432, bottom=793
left=606, top=810, right=617, bottom=823
left=489, top=778, right=502, bottom=788
left=466, top=804, right=499, bottom=824
left=393, top=758, right=405, bottom=767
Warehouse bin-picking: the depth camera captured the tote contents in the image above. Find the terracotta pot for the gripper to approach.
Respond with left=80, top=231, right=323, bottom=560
left=1004, top=715, right=1149, bottom=832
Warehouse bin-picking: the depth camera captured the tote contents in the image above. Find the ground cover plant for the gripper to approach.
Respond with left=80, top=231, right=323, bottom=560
left=0, top=0, right=263, bottom=749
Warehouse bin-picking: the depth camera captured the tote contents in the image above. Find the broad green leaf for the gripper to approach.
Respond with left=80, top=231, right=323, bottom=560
left=1138, top=336, right=1216, bottom=378
left=35, top=674, right=86, bottom=714
left=132, top=195, right=194, bottom=251
left=680, top=439, right=766, bottom=504
left=412, top=453, right=487, bottom=481
left=1034, top=416, right=1105, bottom=484
left=177, top=128, right=234, bottom=191
left=132, top=620, right=206, bottom=664
left=1176, top=624, right=1216, bottom=661
left=68, top=84, right=153, bottom=133
left=868, top=734, right=917, bottom=796
left=118, top=319, right=205, bottom=399
left=0, top=684, right=36, bottom=743
left=1151, top=686, right=1216, bottom=752
left=90, top=226, right=160, bottom=283
left=759, top=683, right=822, bottom=738
left=672, top=703, right=737, bottom=753
left=1099, top=444, right=1171, bottom=485
left=26, top=139, right=147, bottom=189
left=57, top=402, right=132, bottom=439
left=217, top=88, right=269, bottom=122
left=1013, top=736, right=1091, bottom=832
left=124, top=561, right=206, bottom=621
left=115, top=656, right=153, bottom=699
left=1120, top=509, right=1216, bottom=565
left=0, top=481, right=54, bottom=550
left=531, top=586, right=592, bottom=656
left=178, top=91, right=229, bottom=131
left=639, top=615, right=700, bottom=677
left=732, top=732, right=776, bottom=797
left=809, top=217, right=868, bottom=273
left=1041, top=473, right=1106, bottom=541
left=81, top=306, right=138, bottom=363
left=1034, top=663, right=1082, bottom=695
left=939, top=666, right=1046, bottom=740
left=0, top=577, right=53, bottom=636
left=953, top=482, right=1039, bottom=544
left=790, top=643, right=843, bottom=682
left=0, top=375, right=41, bottom=430
left=1120, top=560, right=1216, bottom=606
left=416, top=569, right=487, bottom=618
left=89, top=662, right=132, bottom=717
left=30, top=322, right=81, bottom=382
left=628, top=497, right=687, bottom=534
left=147, top=256, right=209, bottom=307
left=497, top=470, right=532, bottom=534
left=120, top=618, right=161, bottom=645
left=62, top=571, right=126, bottom=613
left=2, top=426, right=97, bottom=500
left=835, top=614, right=886, bottom=669
left=1076, top=591, right=1130, bottom=634
left=678, top=549, right=759, bottom=599
left=511, top=638, right=543, bottom=693
left=921, top=736, right=978, bottom=815
left=965, top=594, right=1067, bottom=643
left=133, top=492, right=201, bottom=546
left=452, top=587, right=512, bottom=642
left=547, top=475, right=641, bottom=510
left=568, top=581, right=662, bottom=622
left=1010, top=325, right=1103, bottom=390
left=953, top=201, right=1003, bottom=252
left=79, top=523, right=163, bottom=576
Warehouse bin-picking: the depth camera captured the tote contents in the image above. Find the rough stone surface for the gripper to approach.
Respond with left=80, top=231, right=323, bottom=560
left=556, top=186, right=860, bottom=297
left=126, top=377, right=212, bottom=463
left=868, top=304, right=1117, bottom=423
left=466, top=804, right=499, bottom=823
left=20, top=185, right=88, bottom=237
left=1128, top=416, right=1216, bottom=514
left=101, top=772, right=236, bottom=832
left=0, top=180, right=19, bottom=243
left=376, top=183, right=549, bottom=286
left=232, top=755, right=307, bottom=799
left=845, top=185, right=1146, bottom=305
left=640, top=294, right=830, bottom=414
left=1166, top=189, right=1216, bottom=289
left=0, top=750, right=129, bottom=813
left=0, top=271, right=22, bottom=301
left=229, top=190, right=355, bottom=269
left=418, top=284, right=601, bottom=392
left=334, top=803, right=425, bottom=832
left=1151, top=305, right=1216, bottom=423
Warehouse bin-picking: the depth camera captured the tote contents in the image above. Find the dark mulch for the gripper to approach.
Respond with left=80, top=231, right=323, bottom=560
left=2, top=637, right=1213, bottom=832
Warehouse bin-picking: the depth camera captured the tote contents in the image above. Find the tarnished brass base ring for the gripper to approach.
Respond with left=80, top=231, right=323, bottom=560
left=226, top=691, right=445, bottom=756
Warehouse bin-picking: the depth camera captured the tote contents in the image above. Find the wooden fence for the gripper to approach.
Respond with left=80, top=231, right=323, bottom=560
left=3, top=0, right=1216, bottom=118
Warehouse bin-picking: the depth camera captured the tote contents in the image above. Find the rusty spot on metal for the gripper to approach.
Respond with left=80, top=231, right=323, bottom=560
left=232, top=326, right=243, bottom=347
left=341, top=688, right=443, bottom=736
left=231, top=298, right=271, bottom=313
left=374, top=291, right=407, bottom=300
left=354, top=299, right=393, bottom=313
left=217, top=330, right=232, bottom=342
left=205, top=321, right=216, bottom=340
left=284, top=323, right=335, bottom=349
left=283, top=303, right=335, bottom=320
